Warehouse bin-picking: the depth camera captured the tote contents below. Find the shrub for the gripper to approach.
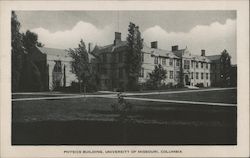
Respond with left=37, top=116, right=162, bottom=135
left=111, top=93, right=133, bottom=122
left=195, top=83, right=204, bottom=88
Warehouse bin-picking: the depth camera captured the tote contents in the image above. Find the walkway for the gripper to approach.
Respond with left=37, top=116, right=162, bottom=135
left=12, top=87, right=237, bottom=107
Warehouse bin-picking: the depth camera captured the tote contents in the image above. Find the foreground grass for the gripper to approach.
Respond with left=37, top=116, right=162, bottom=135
left=12, top=89, right=237, bottom=145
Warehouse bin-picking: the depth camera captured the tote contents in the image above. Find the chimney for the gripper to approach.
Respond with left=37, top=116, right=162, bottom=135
left=114, top=32, right=121, bottom=45
left=151, top=41, right=158, bottom=49
left=201, top=49, right=205, bottom=56
left=172, top=45, right=178, bottom=51
left=88, top=43, right=94, bottom=53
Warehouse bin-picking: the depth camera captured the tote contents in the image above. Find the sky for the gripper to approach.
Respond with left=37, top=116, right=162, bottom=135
left=16, top=11, right=237, bottom=64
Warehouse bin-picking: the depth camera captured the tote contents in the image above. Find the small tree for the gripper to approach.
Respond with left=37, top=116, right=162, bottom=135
left=147, top=64, right=167, bottom=88
left=220, top=49, right=232, bottom=87
left=68, top=39, right=91, bottom=93
left=126, top=22, right=143, bottom=90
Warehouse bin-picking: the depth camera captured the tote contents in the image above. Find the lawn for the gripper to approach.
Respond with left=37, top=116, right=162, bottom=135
left=132, top=89, right=237, bottom=104
left=12, top=89, right=237, bottom=145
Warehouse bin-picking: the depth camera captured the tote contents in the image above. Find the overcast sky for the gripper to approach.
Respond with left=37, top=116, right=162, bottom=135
left=16, top=11, right=237, bottom=64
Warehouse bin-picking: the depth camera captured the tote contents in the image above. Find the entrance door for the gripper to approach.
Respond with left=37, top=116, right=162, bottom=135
left=185, top=75, right=190, bottom=86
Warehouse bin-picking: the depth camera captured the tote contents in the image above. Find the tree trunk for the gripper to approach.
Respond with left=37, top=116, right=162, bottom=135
left=79, top=79, right=82, bottom=93
left=84, top=84, right=86, bottom=97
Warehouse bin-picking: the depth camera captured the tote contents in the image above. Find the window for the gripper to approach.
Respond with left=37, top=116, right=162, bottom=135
left=191, top=61, right=193, bottom=68
left=54, top=60, right=62, bottom=72
left=141, top=53, right=144, bottom=62
left=103, top=53, right=107, bottom=63
left=139, top=67, right=144, bottom=77
left=102, top=68, right=107, bottom=74
left=201, top=73, right=204, bottom=79
left=206, top=73, right=208, bottom=80
left=119, top=68, right=123, bottom=78
left=184, top=60, right=190, bottom=69
left=201, top=63, right=204, bottom=68
left=118, top=52, right=123, bottom=62
left=154, top=57, right=158, bottom=64
left=105, top=79, right=109, bottom=86
left=191, top=72, right=194, bottom=79
left=176, top=60, right=180, bottom=66
left=170, top=71, right=173, bottom=79
left=196, top=62, right=199, bottom=68
left=175, top=71, right=180, bottom=80
left=206, top=63, right=208, bottom=69
left=196, top=72, right=199, bottom=79
left=162, top=58, right=166, bottom=65
left=169, top=59, right=173, bottom=66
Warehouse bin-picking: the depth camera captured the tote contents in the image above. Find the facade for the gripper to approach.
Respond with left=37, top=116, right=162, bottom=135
left=93, top=32, right=213, bottom=90
left=27, top=32, right=234, bottom=91
left=27, top=47, right=77, bottom=91
left=172, top=47, right=211, bottom=87
left=37, top=47, right=77, bottom=90
left=206, top=55, right=222, bottom=86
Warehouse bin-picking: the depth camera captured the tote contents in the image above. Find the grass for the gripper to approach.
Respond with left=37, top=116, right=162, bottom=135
left=12, top=89, right=237, bottom=145
left=132, top=89, right=237, bottom=104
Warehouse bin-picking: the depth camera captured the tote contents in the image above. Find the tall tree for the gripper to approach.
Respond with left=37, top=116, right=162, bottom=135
left=23, top=30, right=44, bottom=52
left=11, top=11, right=24, bottom=92
left=68, top=39, right=91, bottom=93
left=220, top=49, right=232, bottom=87
left=126, top=22, right=143, bottom=90
left=20, top=30, right=44, bottom=91
left=147, top=64, right=167, bottom=88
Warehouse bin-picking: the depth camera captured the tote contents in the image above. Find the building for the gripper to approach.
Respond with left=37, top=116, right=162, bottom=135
left=37, top=47, right=77, bottom=90
left=93, top=32, right=213, bottom=90
left=206, top=55, right=222, bottom=86
left=24, top=46, right=78, bottom=91
left=26, top=32, right=234, bottom=92
left=207, top=53, right=235, bottom=87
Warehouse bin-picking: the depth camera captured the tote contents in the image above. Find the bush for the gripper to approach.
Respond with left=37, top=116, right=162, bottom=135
left=55, top=81, right=98, bottom=93
left=195, top=83, right=204, bottom=88
left=175, top=83, right=184, bottom=88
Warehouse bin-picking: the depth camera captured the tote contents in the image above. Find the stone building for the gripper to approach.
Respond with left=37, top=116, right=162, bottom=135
left=172, top=47, right=211, bottom=87
left=93, top=32, right=213, bottom=90
left=37, top=47, right=77, bottom=90
left=26, top=32, right=234, bottom=92
left=206, top=55, right=222, bottom=86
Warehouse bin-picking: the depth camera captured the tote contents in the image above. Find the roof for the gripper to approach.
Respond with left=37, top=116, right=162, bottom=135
left=94, top=41, right=127, bottom=54
left=206, top=55, right=221, bottom=61
left=95, top=41, right=179, bottom=58
left=191, top=54, right=210, bottom=62
left=38, top=47, right=95, bottom=62
left=172, top=49, right=186, bottom=58
left=142, top=44, right=179, bottom=59
left=38, top=47, right=69, bottom=57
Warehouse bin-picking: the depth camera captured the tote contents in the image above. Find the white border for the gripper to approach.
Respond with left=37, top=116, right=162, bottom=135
left=0, top=1, right=249, bottom=157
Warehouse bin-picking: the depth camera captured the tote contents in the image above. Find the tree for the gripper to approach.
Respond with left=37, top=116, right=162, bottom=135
left=68, top=39, right=91, bottom=93
left=19, top=30, right=44, bottom=91
left=146, top=64, right=167, bottom=88
left=220, top=49, right=232, bottom=87
left=11, top=11, right=24, bottom=92
left=23, top=30, right=44, bottom=52
left=11, top=12, right=45, bottom=92
left=126, top=22, right=143, bottom=90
